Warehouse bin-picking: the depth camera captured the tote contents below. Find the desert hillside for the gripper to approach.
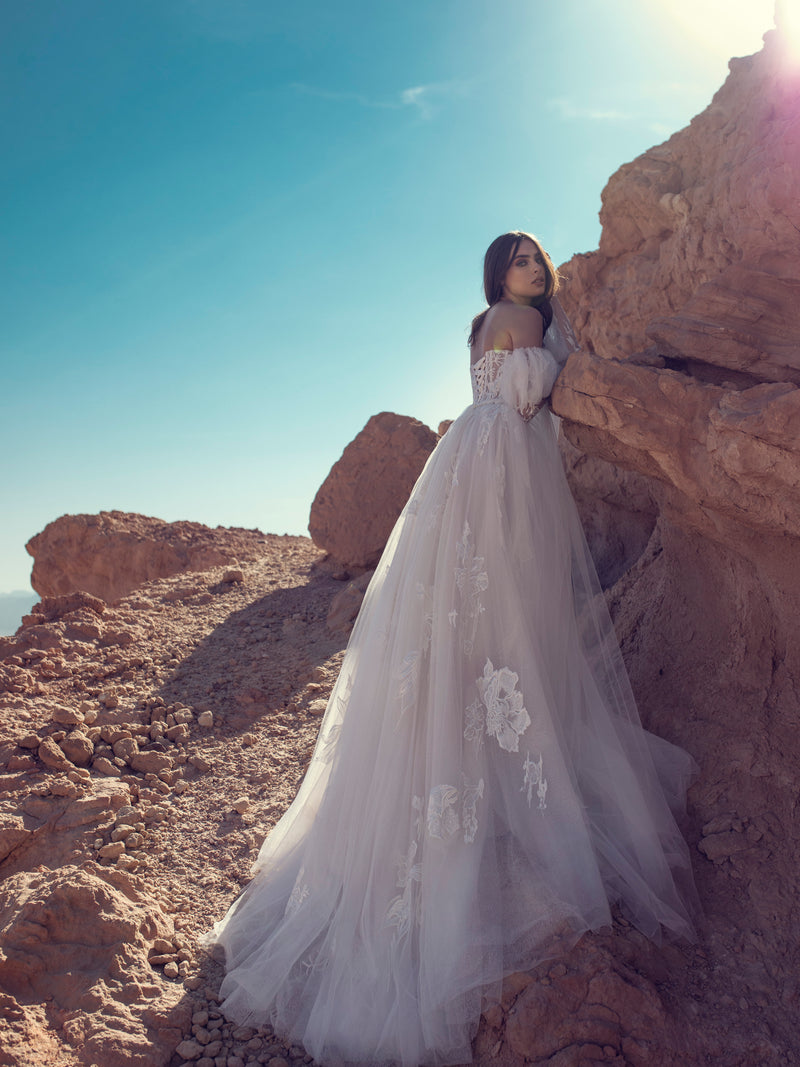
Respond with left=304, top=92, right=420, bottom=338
left=2, top=22, right=800, bottom=1067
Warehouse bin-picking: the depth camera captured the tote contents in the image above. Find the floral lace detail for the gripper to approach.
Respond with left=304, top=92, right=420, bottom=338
left=455, top=520, right=488, bottom=655
left=463, top=697, right=485, bottom=747
left=426, top=784, right=460, bottom=840
left=285, top=873, right=310, bottom=918
left=462, top=777, right=485, bottom=844
left=416, top=582, right=434, bottom=652
left=447, top=455, right=460, bottom=492
left=315, top=722, right=341, bottom=765
left=522, top=751, right=548, bottom=810
left=424, top=500, right=444, bottom=532
left=471, top=351, right=506, bottom=403
left=477, top=658, right=530, bottom=752
left=477, top=406, right=499, bottom=456
left=386, top=840, right=422, bottom=942
left=396, top=650, right=421, bottom=720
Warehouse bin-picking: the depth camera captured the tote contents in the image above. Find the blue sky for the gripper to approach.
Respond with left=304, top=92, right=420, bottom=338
left=1, top=0, right=777, bottom=596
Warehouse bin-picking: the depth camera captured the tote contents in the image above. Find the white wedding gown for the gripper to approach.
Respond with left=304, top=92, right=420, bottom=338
left=205, top=316, right=698, bottom=1067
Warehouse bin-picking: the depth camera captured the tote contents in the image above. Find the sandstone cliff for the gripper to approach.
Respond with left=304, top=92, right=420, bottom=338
left=550, top=23, right=800, bottom=1063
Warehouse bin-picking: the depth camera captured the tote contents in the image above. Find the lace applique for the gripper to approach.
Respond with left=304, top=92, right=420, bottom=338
left=406, top=495, right=420, bottom=517
left=455, top=520, right=488, bottom=655
left=285, top=873, right=310, bottom=917
left=416, top=582, right=434, bottom=652
left=462, top=777, right=485, bottom=844
left=448, top=609, right=458, bottom=627
left=477, top=406, right=499, bottom=456
left=522, top=751, right=548, bottom=810
left=426, top=784, right=460, bottom=840
left=315, top=723, right=341, bottom=765
left=463, top=697, right=485, bottom=747
left=424, top=501, right=444, bottom=532
left=477, top=658, right=531, bottom=753
left=447, top=455, right=460, bottom=492
left=471, top=351, right=506, bottom=403
left=386, top=840, right=422, bottom=942
left=396, top=650, right=421, bottom=719
left=411, top=795, right=425, bottom=839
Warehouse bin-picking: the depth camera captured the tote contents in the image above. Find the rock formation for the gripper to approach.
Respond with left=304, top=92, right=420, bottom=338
left=26, top=511, right=270, bottom=604
left=308, top=412, right=438, bottom=570
left=2, top=22, right=800, bottom=1067
left=550, top=22, right=800, bottom=1063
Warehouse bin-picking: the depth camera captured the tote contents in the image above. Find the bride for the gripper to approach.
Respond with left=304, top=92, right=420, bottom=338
left=204, top=231, right=699, bottom=1067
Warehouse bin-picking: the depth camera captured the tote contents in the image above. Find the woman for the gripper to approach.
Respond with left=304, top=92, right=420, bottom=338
left=204, top=231, right=698, bottom=1067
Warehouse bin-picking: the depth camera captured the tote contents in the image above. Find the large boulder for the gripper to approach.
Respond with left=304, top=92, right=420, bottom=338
left=0, top=863, right=188, bottom=1066
left=548, top=22, right=800, bottom=1061
left=26, top=511, right=269, bottom=603
left=309, top=412, right=439, bottom=569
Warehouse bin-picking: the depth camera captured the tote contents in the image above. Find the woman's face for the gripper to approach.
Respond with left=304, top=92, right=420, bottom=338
left=502, top=238, right=546, bottom=305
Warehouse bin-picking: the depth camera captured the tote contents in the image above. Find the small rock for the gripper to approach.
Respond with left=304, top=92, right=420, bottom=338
left=17, top=733, right=41, bottom=749
left=306, top=699, right=327, bottom=717
left=174, top=780, right=188, bottom=794
left=131, top=750, right=173, bottom=774
left=311, top=666, right=327, bottom=682
left=113, top=737, right=140, bottom=764
left=190, top=755, right=212, bottom=773
left=242, top=733, right=255, bottom=747
left=37, top=736, right=74, bottom=772
left=223, top=569, right=244, bottom=583
left=175, top=1038, right=204, bottom=1060
left=59, top=731, right=95, bottom=767
left=115, top=805, right=140, bottom=826
left=164, top=961, right=180, bottom=979
left=51, top=704, right=84, bottom=726
left=99, top=688, right=119, bottom=708
left=233, top=797, right=251, bottom=815
left=198, top=710, right=214, bottom=728
left=7, top=755, right=37, bottom=772
left=92, top=756, right=122, bottom=777
left=82, top=707, right=98, bottom=724
left=50, top=778, right=80, bottom=799
left=98, top=841, right=125, bottom=859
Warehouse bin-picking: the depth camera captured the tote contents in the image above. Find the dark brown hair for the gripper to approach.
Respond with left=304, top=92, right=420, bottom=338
left=468, top=231, right=559, bottom=346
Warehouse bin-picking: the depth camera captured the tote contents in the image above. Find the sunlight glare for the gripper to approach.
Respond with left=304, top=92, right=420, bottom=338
left=775, top=0, right=800, bottom=65
left=654, top=0, right=774, bottom=63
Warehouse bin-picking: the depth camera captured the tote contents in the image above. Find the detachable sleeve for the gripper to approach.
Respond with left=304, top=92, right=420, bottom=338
left=497, top=347, right=561, bottom=417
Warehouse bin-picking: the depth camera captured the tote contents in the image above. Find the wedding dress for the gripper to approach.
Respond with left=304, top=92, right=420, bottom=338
left=205, top=304, right=698, bottom=1067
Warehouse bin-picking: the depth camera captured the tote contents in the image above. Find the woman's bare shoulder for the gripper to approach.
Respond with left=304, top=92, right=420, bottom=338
left=482, top=302, right=543, bottom=350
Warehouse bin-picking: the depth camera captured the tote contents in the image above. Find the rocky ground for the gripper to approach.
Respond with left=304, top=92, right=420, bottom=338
left=0, top=536, right=352, bottom=1067
left=1, top=524, right=796, bottom=1067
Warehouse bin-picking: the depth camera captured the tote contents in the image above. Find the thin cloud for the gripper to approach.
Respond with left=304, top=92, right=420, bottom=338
left=547, top=97, right=633, bottom=122
left=290, top=81, right=464, bottom=120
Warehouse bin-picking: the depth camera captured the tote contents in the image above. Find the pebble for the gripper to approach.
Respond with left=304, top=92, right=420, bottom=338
left=198, top=710, right=214, bottom=728
left=233, top=797, right=251, bottom=815
left=164, top=961, right=180, bottom=979
left=175, top=1038, right=204, bottom=1059
left=98, top=841, right=125, bottom=859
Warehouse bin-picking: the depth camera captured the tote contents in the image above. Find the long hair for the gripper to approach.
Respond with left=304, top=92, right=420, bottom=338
left=468, top=231, right=559, bottom=346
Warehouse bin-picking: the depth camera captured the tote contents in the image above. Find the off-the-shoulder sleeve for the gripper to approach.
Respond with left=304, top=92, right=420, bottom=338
left=497, top=346, right=560, bottom=415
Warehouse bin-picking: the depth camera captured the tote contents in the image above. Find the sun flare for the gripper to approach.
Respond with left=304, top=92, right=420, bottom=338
left=654, top=0, right=774, bottom=64
left=776, top=0, right=800, bottom=65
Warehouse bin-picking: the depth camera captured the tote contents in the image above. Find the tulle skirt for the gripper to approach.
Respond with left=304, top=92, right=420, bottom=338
left=204, top=399, right=698, bottom=1067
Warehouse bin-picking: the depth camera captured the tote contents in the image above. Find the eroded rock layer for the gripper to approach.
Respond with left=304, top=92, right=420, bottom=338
left=550, top=23, right=800, bottom=1064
